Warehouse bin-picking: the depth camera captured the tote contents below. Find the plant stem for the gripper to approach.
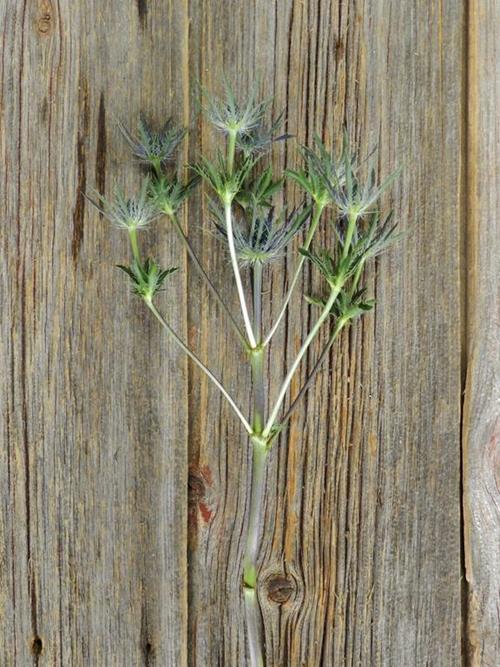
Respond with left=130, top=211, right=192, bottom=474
left=169, top=213, right=248, bottom=348
left=342, top=210, right=358, bottom=259
left=263, top=203, right=325, bottom=346
left=263, top=285, right=340, bottom=438
left=145, top=298, right=252, bottom=434
left=276, top=248, right=367, bottom=433
left=252, top=262, right=263, bottom=345
left=128, top=228, right=141, bottom=263
left=227, top=129, right=237, bottom=175
left=243, top=435, right=267, bottom=667
left=278, top=318, right=347, bottom=429
left=224, top=202, right=257, bottom=348
left=241, top=264, right=267, bottom=667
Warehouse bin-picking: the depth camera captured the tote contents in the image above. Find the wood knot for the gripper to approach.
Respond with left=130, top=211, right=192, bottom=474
left=188, top=464, right=214, bottom=526
left=266, top=574, right=296, bottom=604
left=31, top=636, right=43, bottom=655
left=37, top=13, right=52, bottom=34
left=188, top=469, right=206, bottom=504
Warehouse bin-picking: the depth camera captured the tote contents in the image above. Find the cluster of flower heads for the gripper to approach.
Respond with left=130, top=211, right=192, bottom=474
left=88, top=81, right=399, bottom=307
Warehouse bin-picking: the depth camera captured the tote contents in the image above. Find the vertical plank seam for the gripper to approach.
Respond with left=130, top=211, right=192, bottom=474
left=462, top=0, right=474, bottom=663
left=183, top=1, right=191, bottom=664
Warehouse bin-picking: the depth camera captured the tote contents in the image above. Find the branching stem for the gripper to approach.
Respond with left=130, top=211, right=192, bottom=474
left=263, top=202, right=325, bottom=346
left=169, top=213, right=248, bottom=348
left=263, top=285, right=340, bottom=438
left=278, top=318, right=346, bottom=429
left=224, top=202, right=257, bottom=348
left=145, top=299, right=252, bottom=434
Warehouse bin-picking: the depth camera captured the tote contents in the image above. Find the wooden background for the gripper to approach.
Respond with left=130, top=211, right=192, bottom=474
left=1, top=1, right=498, bottom=665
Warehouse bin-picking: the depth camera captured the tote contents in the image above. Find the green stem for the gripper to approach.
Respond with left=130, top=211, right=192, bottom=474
left=277, top=318, right=347, bottom=430
left=169, top=213, right=248, bottom=349
left=227, top=129, right=237, bottom=175
left=342, top=210, right=358, bottom=259
left=128, top=228, right=141, bottom=264
left=242, top=265, right=267, bottom=667
left=263, top=285, right=340, bottom=438
left=263, top=202, right=325, bottom=346
left=243, top=435, right=267, bottom=667
left=276, top=246, right=367, bottom=434
left=252, top=262, right=263, bottom=345
left=151, top=159, right=162, bottom=180
left=144, top=299, right=252, bottom=434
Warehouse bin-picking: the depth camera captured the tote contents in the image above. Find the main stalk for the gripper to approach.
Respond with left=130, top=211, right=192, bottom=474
left=242, top=260, right=268, bottom=667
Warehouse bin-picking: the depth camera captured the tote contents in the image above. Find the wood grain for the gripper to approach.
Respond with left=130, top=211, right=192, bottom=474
left=0, top=1, right=189, bottom=664
left=463, top=1, right=500, bottom=665
left=0, top=0, right=496, bottom=666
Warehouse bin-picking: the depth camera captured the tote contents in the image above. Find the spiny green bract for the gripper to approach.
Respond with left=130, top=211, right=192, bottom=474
left=192, top=153, right=256, bottom=204
left=87, top=180, right=159, bottom=230
left=149, top=175, right=200, bottom=217
left=305, top=133, right=400, bottom=218
left=235, top=167, right=284, bottom=211
left=340, top=211, right=400, bottom=262
left=306, top=288, right=375, bottom=322
left=119, top=116, right=186, bottom=173
left=117, top=258, right=178, bottom=300
left=299, top=246, right=363, bottom=289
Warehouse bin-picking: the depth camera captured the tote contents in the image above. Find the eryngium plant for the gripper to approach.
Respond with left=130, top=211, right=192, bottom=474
left=90, top=82, right=400, bottom=667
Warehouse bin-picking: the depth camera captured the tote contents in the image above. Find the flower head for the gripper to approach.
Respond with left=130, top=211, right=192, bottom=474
left=236, top=110, right=292, bottom=157
left=304, top=133, right=400, bottom=217
left=339, top=211, right=400, bottom=261
left=87, top=180, right=159, bottom=230
left=287, top=136, right=346, bottom=207
left=212, top=203, right=311, bottom=267
left=201, top=80, right=271, bottom=137
left=119, top=116, right=186, bottom=172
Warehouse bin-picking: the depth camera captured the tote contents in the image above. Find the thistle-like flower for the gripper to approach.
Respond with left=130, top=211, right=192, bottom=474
left=117, top=257, right=178, bottom=300
left=149, top=175, right=200, bottom=217
left=119, top=116, right=186, bottom=173
left=306, top=133, right=399, bottom=218
left=87, top=179, right=159, bottom=230
left=212, top=204, right=311, bottom=266
left=287, top=136, right=346, bottom=207
left=343, top=211, right=400, bottom=261
left=201, top=81, right=271, bottom=136
left=236, top=110, right=291, bottom=157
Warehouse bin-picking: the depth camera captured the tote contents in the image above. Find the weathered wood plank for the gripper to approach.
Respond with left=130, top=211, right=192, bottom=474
left=463, top=1, right=500, bottom=664
left=0, top=1, right=189, bottom=664
left=185, top=1, right=464, bottom=666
